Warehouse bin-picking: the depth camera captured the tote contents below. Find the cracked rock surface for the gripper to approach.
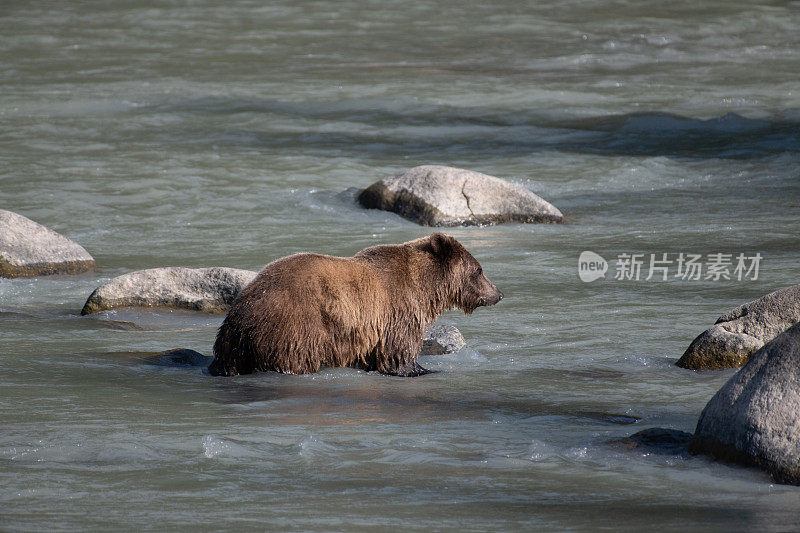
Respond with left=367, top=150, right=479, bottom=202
left=689, top=322, right=800, bottom=485
left=0, top=209, right=95, bottom=278
left=676, top=284, right=800, bottom=370
left=81, top=267, right=258, bottom=315
left=358, top=165, right=563, bottom=226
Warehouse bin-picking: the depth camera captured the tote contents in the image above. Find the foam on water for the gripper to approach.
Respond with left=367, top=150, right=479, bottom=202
left=202, top=435, right=235, bottom=459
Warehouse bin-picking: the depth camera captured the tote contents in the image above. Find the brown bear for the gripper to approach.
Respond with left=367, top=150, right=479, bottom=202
left=209, top=233, right=502, bottom=377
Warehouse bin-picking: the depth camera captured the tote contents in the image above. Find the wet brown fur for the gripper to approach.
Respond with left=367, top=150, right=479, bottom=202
left=209, top=233, right=502, bottom=377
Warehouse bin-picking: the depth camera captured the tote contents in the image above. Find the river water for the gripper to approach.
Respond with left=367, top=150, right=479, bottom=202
left=2, top=1, right=800, bottom=530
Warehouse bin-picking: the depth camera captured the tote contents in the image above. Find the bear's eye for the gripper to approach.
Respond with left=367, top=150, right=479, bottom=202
left=475, top=267, right=482, bottom=276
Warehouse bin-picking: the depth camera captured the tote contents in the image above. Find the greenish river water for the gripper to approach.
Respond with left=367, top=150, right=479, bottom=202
left=2, top=1, right=800, bottom=530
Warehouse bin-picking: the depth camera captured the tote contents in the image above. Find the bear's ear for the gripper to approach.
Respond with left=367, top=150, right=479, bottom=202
left=429, top=232, right=455, bottom=259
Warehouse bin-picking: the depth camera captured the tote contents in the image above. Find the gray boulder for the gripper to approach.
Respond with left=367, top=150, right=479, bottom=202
left=421, top=323, right=466, bottom=355
left=689, top=322, right=800, bottom=485
left=676, top=284, right=800, bottom=369
left=358, top=165, right=563, bottom=226
left=0, top=209, right=95, bottom=278
left=81, top=267, right=257, bottom=315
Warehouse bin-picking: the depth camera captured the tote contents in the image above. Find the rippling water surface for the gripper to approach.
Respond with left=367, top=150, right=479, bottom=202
left=2, top=1, right=800, bottom=530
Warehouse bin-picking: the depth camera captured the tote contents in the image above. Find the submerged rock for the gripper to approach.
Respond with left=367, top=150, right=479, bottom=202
left=92, top=319, right=144, bottom=331
left=81, top=267, right=257, bottom=315
left=421, top=324, right=466, bottom=355
left=155, top=348, right=213, bottom=367
left=0, top=209, right=95, bottom=278
left=676, top=284, right=800, bottom=370
left=689, top=322, right=800, bottom=485
left=358, top=165, right=563, bottom=226
left=611, top=427, right=693, bottom=455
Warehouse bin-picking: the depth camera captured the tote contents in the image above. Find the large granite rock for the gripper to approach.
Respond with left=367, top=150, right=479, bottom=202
left=81, top=267, right=257, bottom=315
left=421, top=324, right=466, bottom=355
left=0, top=210, right=95, bottom=278
left=689, top=322, right=800, bottom=485
left=358, top=165, right=563, bottom=226
left=676, top=284, right=800, bottom=370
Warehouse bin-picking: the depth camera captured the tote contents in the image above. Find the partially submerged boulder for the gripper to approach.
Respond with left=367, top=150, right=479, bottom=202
left=689, top=322, right=800, bottom=485
left=358, top=165, right=563, bottom=226
left=155, top=348, right=213, bottom=367
left=81, top=267, right=257, bottom=315
left=676, top=284, right=800, bottom=369
left=0, top=210, right=95, bottom=278
left=421, top=324, right=466, bottom=355
left=610, top=427, right=693, bottom=455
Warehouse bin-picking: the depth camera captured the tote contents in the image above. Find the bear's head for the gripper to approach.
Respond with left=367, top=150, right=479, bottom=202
left=423, top=232, right=504, bottom=314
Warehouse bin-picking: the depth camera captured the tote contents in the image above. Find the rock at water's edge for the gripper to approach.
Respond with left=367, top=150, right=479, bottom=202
left=0, top=210, right=95, bottom=278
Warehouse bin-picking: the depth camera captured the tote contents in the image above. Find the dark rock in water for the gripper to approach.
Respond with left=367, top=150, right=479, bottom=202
left=676, top=284, right=800, bottom=370
left=81, top=267, right=258, bottom=315
left=600, top=413, right=640, bottom=425
left=92, top=319, right=144, bottom=331
left=155, top=348, right=213, bottom=367
left=576, top=411, right=639, bottom=425
left=611, top=427, right=693, bottom=455
left=689, top=322, right=800, bottom=485
left=421, top=323, right=466, bottom=355
left=358, top=165, right=564, bottom=226
left=0, top=209, right=95, bottom=278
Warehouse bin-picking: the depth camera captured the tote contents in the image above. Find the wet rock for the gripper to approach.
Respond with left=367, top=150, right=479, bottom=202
left=92, top=319, right=144, bottom=331
left=676, top=284, right=800, bottom=370
left=596, top=413, right=640, bottom=425
left=421, top=324, right=466, bottom=355
left=0, top=209, right=95, bottom=278
left=611, top=427, right=693, bottom=455
left=81, top=267, right=257, bottom=315
left=689, top=322, right=800, bottom=485
left=358, top=165, right=563, bottom=226
left=155, top=348, right=213, bottom=367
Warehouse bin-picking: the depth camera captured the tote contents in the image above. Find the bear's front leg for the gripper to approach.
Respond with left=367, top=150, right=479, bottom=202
left=378, top=342, right=433, bottom=378
left=377, top=333, right=433, bottom=377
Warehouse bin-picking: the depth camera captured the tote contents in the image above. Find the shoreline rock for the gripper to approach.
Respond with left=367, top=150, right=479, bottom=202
left=0, top=210, right=95, bottom=278
left=358, top=165, right=563, bottom=226
left=81, top=267, right=257, bottom=315
left=688, top=322, right=800, bottom=485
left=676, top=284, right=800, bottom=370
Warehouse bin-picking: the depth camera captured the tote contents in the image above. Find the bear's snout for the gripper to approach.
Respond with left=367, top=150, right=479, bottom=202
left=481, top=285, right=503, bottom=307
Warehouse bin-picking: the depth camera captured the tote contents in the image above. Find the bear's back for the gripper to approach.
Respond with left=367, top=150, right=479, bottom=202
left=240, top=252, right=387, bottom=308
